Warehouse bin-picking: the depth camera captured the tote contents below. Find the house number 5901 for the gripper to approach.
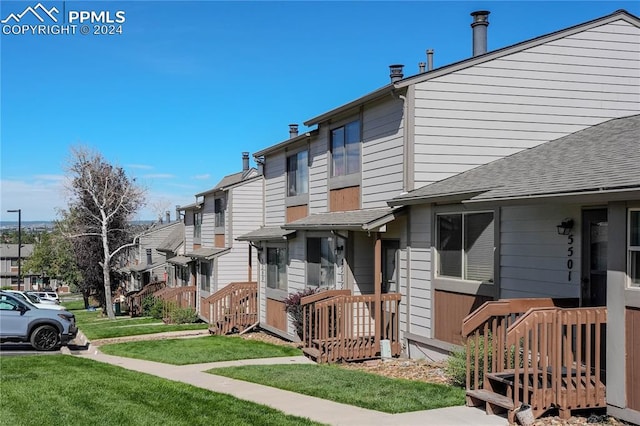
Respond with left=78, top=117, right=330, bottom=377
left=567, top=234, right=574, bottom=282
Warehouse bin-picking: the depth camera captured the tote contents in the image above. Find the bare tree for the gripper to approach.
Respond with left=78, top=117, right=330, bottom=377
left=63, top=146, right=146, bottom=319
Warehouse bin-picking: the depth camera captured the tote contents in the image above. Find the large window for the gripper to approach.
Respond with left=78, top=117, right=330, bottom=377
left=307, top=237, right=336, bottom=287
left=214, top=198, right=225, bottom=228
left=199, top=261, right=210, bottom=292
left=331, top=121, right=360, bottom=177
left=287, top=150, right=308, bottom=196
left=630, top=210, right=640, bottom=287
left=267, top=247, right=287, bottom=290
left=437, top=212, right=494, bottom=282
left=194, top=212, right=202, bottom=239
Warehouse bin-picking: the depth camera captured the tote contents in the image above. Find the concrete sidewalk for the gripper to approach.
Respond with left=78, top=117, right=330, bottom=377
left=76, top=350, right=507, bottom=426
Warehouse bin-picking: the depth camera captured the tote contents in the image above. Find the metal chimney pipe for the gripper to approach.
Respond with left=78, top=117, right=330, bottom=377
left=146, top=248, right=152, bottom=265
left=256, top=156, right=265, bottom=176
left=418, top=62, right=426, bottom=73
left=389, top=64, right=404, bottom=83
left=427, top=49, right=434, bottom=71
left=471, top=11, right=490, bottom=56
left=165, top=210, right=171, bottom=223
left=289, top=124, right=299, bottom=138
left=175, top=205, right=181, bottom=223
left=242, top=152, right=250, bottom=171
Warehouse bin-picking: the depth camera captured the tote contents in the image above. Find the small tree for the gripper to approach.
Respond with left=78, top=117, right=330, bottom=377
left=62, top=146, right=146, bottom=319
left=283, top=287, right=319, bottom=339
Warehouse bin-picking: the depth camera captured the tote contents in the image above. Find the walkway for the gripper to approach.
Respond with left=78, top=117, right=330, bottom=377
left=71, top=336, right=506, bottom=426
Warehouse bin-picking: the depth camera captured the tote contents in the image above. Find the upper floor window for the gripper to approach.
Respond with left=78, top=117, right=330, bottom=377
left=214, top=198, right=225, bottom=228
left=287, top=150, right=308, bottom=196
left=437, top=212, right=494, bottom=283
left=10, top=259, right=19, bottom=267
left=307, top=237, right=335, bottom=287
left=331, top=121, right=360, bottom=177
left=194, top=211, right=202, bottom=239
left=266, top=247, right=287, bottom=291
left=630, top=210, right=640, bottom=287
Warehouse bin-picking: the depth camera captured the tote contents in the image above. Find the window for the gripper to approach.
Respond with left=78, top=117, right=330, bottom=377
left=194, top=212, right=202, bottom=239
left=287, top=150, right=308, bottom=196
left=437, top=212, right=494, bottom=282
left=267, top=247, right=287, bottom=290
left=307, top=237, right=336, bottom=287
left=199, top=261, right=210, bottom=291
left=214, top=198, right=225, bottom=228
left=331, top=121, right=360, bottom=177
left=630, top=210, right=640, bottom=287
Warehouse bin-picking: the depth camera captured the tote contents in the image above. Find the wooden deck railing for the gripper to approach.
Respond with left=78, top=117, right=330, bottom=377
left=303, top=292, right=402, bottom=363
left=506, top=307, right=607, bottom=419
left=154, top=286, right=196, bottom=320
left=127, top=281, right=165, bottom=317
left=201, top=282, right=258, bottom=335
left=462, top=298, right=606, bottom=422
left=301, top=289, right=351, bottom=352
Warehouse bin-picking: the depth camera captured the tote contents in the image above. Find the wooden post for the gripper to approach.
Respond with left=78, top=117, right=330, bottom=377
left=374, top=233, right=382, bottom=353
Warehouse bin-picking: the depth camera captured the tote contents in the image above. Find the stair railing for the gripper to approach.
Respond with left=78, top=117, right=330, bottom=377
left=201, top=282, right=258, bottom=334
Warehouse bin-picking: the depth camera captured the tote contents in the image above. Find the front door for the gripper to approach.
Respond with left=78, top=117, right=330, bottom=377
left=381, top=240, right=399, bottom=293
left=581, top=209, right=608, bottom=307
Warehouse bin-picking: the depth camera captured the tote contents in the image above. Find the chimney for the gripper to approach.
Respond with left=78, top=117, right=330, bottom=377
left=427, top=49, right=434, bottom=71
left=146, top=248, right=152, bottom=265
left=242, top=152, right=249, bottom=171
left=165, top=210, right=171, bottom=223
left=471, top=11, right=490, bottom=57
left=418, top=62, right=426, bottom=73
left=389, top=64, right=404, bottom=83
left=256, top=156, right=265, bottom=176
left=289, top=124, right=299, bottom=138
left=175, top=205, right=181, bottom=223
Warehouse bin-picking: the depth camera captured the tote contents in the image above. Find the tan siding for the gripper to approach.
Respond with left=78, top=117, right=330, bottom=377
left=309, top=131, right=328, bottom=214
left=265, top=152, right=286, bottom=226
left=286, top=205, right=308, bottom=223
left=407, top=204, right=432, bottom=338
left=329, top=186, right=360, bottom=212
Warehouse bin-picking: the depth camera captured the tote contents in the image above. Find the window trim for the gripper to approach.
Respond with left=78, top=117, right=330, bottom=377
left=266, top=246, right=288, bottom=292
left=628, top=208, right=640, bottom=288
left=432, top=208, right=498, bottom=299
left=193, top=211, right=202, bottom=240
left=286, top=149, right=309, bottom=198
left=305, top=235, right=337, bottom=289
left=214, top=197, right=225, bottom=229
left=329, top=119, right=361, bottom=179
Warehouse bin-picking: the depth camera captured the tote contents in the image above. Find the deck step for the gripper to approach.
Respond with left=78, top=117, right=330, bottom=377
left=303, top=347, right=321, bottom=359
left=486, top=370, right=515, bottom=385
left=467, top=389, right=515, bottom=410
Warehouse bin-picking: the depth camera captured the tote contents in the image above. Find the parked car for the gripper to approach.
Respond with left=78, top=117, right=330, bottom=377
left=4, top=290, right=66, bottom=311
left=27, top=291, right=60, bottom=305
left=0, top=291, right=77, bottom=351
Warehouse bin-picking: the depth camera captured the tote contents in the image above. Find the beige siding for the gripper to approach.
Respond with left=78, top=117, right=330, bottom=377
left=499, top=205, right=581, bottom=299
left=362, top=97, right=405, bottom=208
left=406, top=204, right=432, bottom=338
left=413, top=19, right=640, bottom=186
left=265, top=151, right=286, bottom=226
left=201, top=196, right=216, bottom=249
left=352, top=232, right=374, bottom=295
left=309, top=130, right=328, bottom=214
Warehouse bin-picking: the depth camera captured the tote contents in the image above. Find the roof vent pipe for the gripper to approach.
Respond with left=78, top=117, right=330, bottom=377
left=418, top=62, right=426, bottom=73
left=242, top=152, right=250, bottom=171
left=175, top=205, right=181, bottom=222
left=256, top=156, right=265, bottom=176
left=427, top=49, right=434, bottom=71
left=389, top=64, right=404, bottom=83
left=289, top=124, right=299, bottom=139
left=471, top=11, right=490, bottom=56
left=165, top=210, right=171, bottom=223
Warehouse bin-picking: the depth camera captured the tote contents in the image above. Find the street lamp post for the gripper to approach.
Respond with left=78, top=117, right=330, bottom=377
left=7, top=209, right=21, bottom=291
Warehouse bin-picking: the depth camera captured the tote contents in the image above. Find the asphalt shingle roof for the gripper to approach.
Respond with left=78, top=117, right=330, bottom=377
left=236, top=227, right=296, bottom=241
left=0, top=244, right=34, bottom=258
left=391, top=115, right=640, bottom=205
left=282, top=207, right=403, bottom=231
left=185, top=247, right=229, bottom=259
left=156, top=223, right=184, bottom=253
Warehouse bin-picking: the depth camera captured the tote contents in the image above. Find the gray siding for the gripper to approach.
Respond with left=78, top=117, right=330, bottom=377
left=499, top=205, right=581, bottom=299
left=265, top=151, right=286, bottom=226
left=406, top=204, right=432, bottom=338
left=309, top=130, right=328, bottom=214
left=361, top=97, right=405, bottom=208
left=413, top=19, right=640, bottom=186
left=139, top=222, right=181, bottom=265
left=201, top=196, right=216, bottom=249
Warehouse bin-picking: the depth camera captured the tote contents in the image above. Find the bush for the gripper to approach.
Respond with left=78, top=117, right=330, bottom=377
left=141, top=295, right=163, bottom=319
left=283, top=287, right=319, bottom=339
left=445, top=335, right=493, bottom=388
left=169, top=307, right=198, bottom=324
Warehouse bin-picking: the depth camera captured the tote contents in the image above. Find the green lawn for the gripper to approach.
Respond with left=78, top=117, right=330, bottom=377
left=209, top=364, right=465, bottom=414
left=100, top=335, right=302, bottom=364
left=0, top=356, right=321, bottom=426
left=68, top=301, right=209, bottom=340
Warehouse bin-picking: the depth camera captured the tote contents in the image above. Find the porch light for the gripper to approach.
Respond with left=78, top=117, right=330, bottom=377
left=335, top=245, right=344, bottom=255
left=556, top=218, right=574, bottom=235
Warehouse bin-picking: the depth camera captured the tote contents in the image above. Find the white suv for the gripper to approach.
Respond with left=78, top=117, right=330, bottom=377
left=28, top=291, right=60, bottom=304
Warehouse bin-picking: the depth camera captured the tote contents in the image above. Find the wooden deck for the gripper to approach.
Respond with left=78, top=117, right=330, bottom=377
left=201, top=282, right=258, bottom=335
left=462, top=299, right=607, bottom=423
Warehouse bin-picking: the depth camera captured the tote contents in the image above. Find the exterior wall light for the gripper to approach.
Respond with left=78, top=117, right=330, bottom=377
left=557, top=218, right=574, bottom=235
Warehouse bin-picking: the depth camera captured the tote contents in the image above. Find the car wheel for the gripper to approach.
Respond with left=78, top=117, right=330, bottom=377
left=30, top=325, right=60, bottom=351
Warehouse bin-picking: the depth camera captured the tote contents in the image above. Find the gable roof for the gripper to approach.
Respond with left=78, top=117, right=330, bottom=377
left=282, top=207, right=404, bottom=231
left=156, top=223, right=184, bottom=253
left=303, top=10, right=639, bottom=126
left=390, top=115, right=640, bottom=205
left=195, top=168, right=259, bottom=197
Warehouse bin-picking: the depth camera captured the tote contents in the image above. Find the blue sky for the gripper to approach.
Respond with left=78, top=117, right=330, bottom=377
left=1, top=1, right=639, bottom=221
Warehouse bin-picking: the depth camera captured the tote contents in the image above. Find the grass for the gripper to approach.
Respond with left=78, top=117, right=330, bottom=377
left=100, top=335, right=302, bottom=364
left=208, top=364, right=465, bottom=414
left=0, top=355, right=320, bottom=426
left=67, top=299, right=208, bottom=340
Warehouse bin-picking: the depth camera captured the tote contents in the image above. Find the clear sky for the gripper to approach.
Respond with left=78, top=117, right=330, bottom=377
left=1, top=0, right=639, bottom=221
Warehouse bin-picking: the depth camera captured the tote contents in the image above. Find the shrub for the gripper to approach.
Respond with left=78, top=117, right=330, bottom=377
left=445, top=335, right=493, bottom=388
left=142, top=295, right=163, bottom=319
left=283, top=287, right=319, bottom=339
left=169, top=307, right=198, bottom=324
